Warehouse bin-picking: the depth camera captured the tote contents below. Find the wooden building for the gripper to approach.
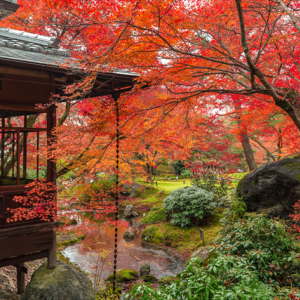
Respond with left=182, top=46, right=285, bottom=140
left=0, top=0, right=137, bottom=294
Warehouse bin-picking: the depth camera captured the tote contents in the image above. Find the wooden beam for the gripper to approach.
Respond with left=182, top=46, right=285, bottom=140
left=0, top=127, right=46, bottom=132
left=0, top=231, right=53, bottom=260
left=0, top=250, right=48, bottom=268
left=0, top=77, right=68, bottom=86
left=0, top=103, right=45, bottom=112
left=0, top=221, right=58, bottom=238
left=0, top=66, right=50, bottom=79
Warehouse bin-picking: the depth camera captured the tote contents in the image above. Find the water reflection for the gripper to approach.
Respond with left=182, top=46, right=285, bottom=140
left=62, top=212, right=185, bottom=283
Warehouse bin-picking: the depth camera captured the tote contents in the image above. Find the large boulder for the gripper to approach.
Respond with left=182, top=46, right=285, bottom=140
left=237, top=157, right=300, bottom=219
left=21, top=261, right=95, bottom=300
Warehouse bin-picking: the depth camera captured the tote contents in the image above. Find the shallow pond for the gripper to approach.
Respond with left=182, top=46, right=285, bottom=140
left=61, top=211, right=185, bottom=285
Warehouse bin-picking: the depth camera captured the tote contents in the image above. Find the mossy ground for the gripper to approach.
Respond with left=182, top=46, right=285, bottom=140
left=56, top=232, right=86, bottom=251
left=141, top=213, right=223, bottom=256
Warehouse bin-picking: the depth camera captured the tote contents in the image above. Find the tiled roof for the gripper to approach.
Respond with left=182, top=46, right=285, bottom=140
left=0, top=27, right=70, bottom=67
left=0, top=0, right=19, bottom=21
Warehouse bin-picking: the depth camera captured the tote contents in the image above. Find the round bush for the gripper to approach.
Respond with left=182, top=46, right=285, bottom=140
left=162, top=186, right=216, bottom=227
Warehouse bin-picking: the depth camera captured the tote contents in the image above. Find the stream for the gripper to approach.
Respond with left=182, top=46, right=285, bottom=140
left=61, top=211, right=185, bottom=286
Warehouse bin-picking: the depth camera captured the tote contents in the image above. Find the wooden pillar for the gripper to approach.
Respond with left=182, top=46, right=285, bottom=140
left=16, top=130, right=20, bottom=186
left=16, top=263, right=25, bottom=294
left=1, top=118, right=4, bottom=179
left=23, top=114, right=27, bottom=179
left=47, top=105, right=56, bottom=183
left=47, top=230, right=57, bottom=269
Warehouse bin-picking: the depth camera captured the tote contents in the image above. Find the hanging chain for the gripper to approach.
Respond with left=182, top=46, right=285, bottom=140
left=113, top=93, right=120, bottom=295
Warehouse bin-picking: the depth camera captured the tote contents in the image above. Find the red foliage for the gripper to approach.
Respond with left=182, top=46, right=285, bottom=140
left=6, top=179, right=57, bottom=223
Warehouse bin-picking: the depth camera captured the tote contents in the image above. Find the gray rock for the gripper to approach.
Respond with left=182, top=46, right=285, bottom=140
left=131, top=212, right=139, bottom=217
left=0, top=289, right=20, bottom=300
left=140, top=263, right=150, bottom=277
left=191, top=246, right=210, bottom=261
left=0, top=272, right=14, bottom=291
left=123, top=230, right=134, bottom=241
left=21, top=261, right=95, bottom=300
left=122, top=182, right=141, bottom=198
left=123, top=205, right=134, bottom=218
left=237, top=156, right=300, bottom=219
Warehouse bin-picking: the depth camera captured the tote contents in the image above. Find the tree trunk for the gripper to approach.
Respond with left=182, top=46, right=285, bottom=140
left=234, top=101, right=257, bottom=171
left=241, top=131, right=257, bottom=171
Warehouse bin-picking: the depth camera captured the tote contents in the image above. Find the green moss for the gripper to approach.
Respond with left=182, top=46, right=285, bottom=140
left=142, top=274, right=158, bottom=283
left=141, top=213, right=223, bottom=254
left=57, top=234, right=86, bottom=250
left=96, top=288, right=121, bottom=299
left=106, top=269, right=139, bottom=283
left=158, top=276, right=179, bottom=286
left=142, top=208, right=167, bottom=225
left=297, top=174, right=300, bottom=182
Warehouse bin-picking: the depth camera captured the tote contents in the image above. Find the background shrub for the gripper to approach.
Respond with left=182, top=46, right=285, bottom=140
left=162, top=186, right=216, bottom=227
left=191, top=168, right=229, bottom=205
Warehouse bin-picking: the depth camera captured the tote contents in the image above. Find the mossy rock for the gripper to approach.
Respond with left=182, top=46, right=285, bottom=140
left=106, top=269, right=138, bottom=283
left=141, top=225, right=161, bottom=243
left=141, top=208, right=167, bottom=225
left=21, top=261, right=94, bottom=300
left=158, top=276, right=179, bottom=286
left=142, top=274, right=158, bottom=283
left=237, top=156, right=300, bottom=219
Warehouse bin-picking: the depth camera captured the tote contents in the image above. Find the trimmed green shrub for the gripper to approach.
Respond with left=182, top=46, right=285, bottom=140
left=162, top=186, right=216, bottom=227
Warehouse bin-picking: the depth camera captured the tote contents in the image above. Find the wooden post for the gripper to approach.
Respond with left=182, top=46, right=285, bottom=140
left=47, top=105, right=56, bottom=183
left=47, top=230, right=57, bottom=269
left=16, top=130, right=20, bottom=186
left=16, top=263, right=25, bottom=294
left=23, top=114, right=27, bottom=179
left=12, top=132, right=15, bottom=178
left=37, top=132, right=39, bottom=179
left=1, top=118, right=4, bottom=179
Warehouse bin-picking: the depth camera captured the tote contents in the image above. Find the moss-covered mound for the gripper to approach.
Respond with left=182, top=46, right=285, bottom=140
left=106, top=269, right=139, bottom=283
left=142, top=274, right=158, bottom=283
left=142, top=208, right=167, bottom=225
